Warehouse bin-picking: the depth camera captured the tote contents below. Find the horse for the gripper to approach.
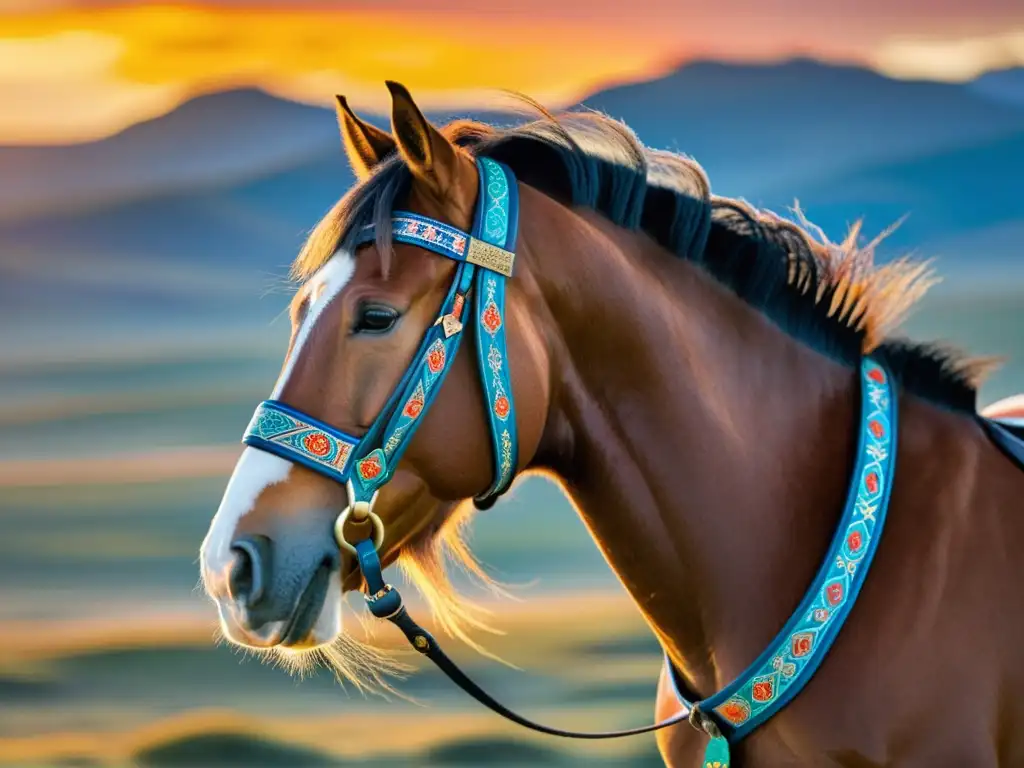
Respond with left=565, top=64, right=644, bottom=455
left=199, top=81, right=1024, bottom=767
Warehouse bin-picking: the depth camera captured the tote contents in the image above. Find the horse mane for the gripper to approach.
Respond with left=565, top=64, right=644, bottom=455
left=297, top=105, right=993, bottom=414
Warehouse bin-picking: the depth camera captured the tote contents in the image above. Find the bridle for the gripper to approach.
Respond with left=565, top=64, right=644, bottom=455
left=240, top=157, right=899, bottom=765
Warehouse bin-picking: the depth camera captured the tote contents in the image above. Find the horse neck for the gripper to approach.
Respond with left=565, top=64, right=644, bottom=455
left=520, top=193, right=861, bottom=697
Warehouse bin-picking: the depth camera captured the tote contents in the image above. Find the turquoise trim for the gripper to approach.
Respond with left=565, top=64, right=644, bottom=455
left=243, top=401, right=360, bottom=482
left=480, top=157, right=510, bottom=245
left=472, top=158, right=519, bottom=502
left=665, top=355, right=898, bottom=747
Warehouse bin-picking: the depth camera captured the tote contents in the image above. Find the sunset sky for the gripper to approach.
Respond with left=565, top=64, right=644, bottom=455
left=2, top=0, right=1024, bottom=144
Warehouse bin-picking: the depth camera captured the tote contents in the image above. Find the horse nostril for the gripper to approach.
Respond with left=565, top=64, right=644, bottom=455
left=229, top=534, right=273, bottom=607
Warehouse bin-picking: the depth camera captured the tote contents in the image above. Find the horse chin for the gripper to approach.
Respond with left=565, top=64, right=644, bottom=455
left=280, top=574, right=344, bottom=651
left=216, top=573, right=344, bottom=653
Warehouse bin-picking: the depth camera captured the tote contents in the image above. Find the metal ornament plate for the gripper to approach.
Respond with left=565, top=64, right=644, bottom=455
left=441, top=314, right=464, bottom=338
left=466, top=238, right=515, bottom=277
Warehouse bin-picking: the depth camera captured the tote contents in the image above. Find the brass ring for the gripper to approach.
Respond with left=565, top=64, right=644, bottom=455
left=334, top=506, right=385, bottom=555
left=334, top=480, right=384, bottom=555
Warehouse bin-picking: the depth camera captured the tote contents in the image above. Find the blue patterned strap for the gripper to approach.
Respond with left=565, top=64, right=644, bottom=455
left=243, top=401, right=360, bottom=483
left=665, top=355, right=898, bottom=749
left=472, top=158, right=519, bottom=505
left=347, top=158, right=520, bottom=505
left=354, top=211, right=515, bottom=277
left=347, top=262, right=476, bottom=503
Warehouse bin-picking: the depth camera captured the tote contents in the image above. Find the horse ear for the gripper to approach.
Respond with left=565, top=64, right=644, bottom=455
left=335, top=95, right=396, bottom=179
left=385, top=80, right=463, bottom=196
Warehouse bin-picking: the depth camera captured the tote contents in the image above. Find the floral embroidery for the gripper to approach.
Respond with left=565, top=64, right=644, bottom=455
left=494, top=395, right=510, bottom=420
left=404, top=382, right=425, bottom=419
left=391, top=216, right=469, bottom=257
left=717, top=699, right=750, bottom=725
left=791, top=632, right=814, bottom=657
left=751, top=675, right=776, bottom=703
left=482, top=303, right=502, bottom=334
left=303, top=432, right=332, bottom=457
left=358, top=451, right=384, bottom=482
left=826, top=581, right=844, bottom=606
left=427, top=339, right=446, bottom=374
left=667, top=359, right=895, bottom=738
left=481, top=158, right=510, bottom=245
left=499, top=429, right=513, bottom=483
left=243, top=403, right=357, bottom=478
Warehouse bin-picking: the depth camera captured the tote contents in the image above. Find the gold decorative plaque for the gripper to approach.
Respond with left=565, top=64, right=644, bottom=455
left=465, top=238, right=515, bottom=277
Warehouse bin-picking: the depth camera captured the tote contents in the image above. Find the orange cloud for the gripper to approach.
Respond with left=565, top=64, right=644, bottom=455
left=4, top=2, right=1024, bottom=145
left=871, top=28, right=1024, bottom=80
left=1, top=4, right=679, bottom=144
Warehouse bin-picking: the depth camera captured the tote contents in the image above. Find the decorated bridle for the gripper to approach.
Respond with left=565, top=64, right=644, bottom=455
left=240, top=156, right=899, bottom=767
left=244, top=157, right=519, bottom=531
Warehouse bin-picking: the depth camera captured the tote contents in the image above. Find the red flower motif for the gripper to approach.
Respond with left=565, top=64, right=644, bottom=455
left=865, top=472, right=879, bottom=494
left=452, top=294, right=465, bottom=320
left=867, top=368, right=886, bottom=384
left=493, top=395, right=510, bottom=420
left=303, top=432, right=331, bottom=457
left=427, top=342, right=446, bottom=374
left=359, top=454, right=383, bottom=480
left=868, top=420, right=885, bottom=439
left=404, top=394, right=424, bottom=419
left=847, top=530, right=863, bottom=553
left=752, top=679, right=774, bottom=702
left=482, top=303, right=502, bottom=334
left=826, top=582, right=844, bottom=606
left=813, top=608, right=830, bottom=623
left=718, top=700, right=750, bottom=725
left=791, top=632, right=814, bottom=657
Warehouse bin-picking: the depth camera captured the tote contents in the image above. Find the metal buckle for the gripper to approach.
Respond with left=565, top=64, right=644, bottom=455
left=334, top=479, right=384, bottom=555
left=364, top=583, right=403, bottom=619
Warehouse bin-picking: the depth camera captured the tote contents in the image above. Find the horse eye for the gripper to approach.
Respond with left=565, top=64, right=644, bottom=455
left=353, top=303, right=400, bottom=335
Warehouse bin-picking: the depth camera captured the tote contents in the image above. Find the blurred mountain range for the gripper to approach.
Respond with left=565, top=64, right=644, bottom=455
left=969, top=67, right=1024, bottom=108
left=2, top=58, right=1022, bottom=359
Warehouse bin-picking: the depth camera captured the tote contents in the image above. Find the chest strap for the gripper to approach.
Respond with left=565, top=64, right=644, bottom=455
left=353, top=354, right=897, bottom=765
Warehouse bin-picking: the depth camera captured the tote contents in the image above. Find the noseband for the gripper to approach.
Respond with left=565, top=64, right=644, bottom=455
left=240, top=157, right=899, bottom=766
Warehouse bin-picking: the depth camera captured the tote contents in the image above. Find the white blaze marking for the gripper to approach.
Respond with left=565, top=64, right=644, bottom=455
left=202, top=447, right=293, bottom=581
left=202, top=251, right=354, bottom=613
left=271, top=252, right=355, bottom=399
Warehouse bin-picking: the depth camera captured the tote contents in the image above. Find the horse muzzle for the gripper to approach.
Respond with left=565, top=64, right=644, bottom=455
left=207, top=519, right=345, bottom=650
